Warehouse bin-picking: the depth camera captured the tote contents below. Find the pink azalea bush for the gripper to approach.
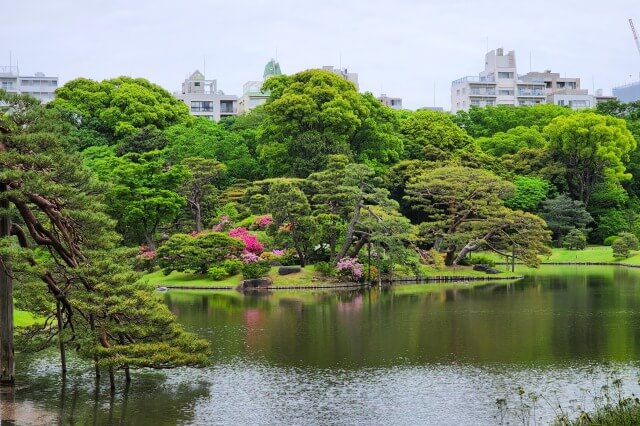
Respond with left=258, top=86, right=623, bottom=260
left=255, top=215, right=273, bottom=229
left=241, top=252, right=260, bottom=263
left=136, top=245, right=157, bottom=272
left=271, top=249, right=285, bottom=257
left=138, top=245, right=156, bottom=260
left=212, top=215, right=231, bottom=232
left=229, top=227, right=264, bottom=255
left=336, top=257, right=364, bottom=281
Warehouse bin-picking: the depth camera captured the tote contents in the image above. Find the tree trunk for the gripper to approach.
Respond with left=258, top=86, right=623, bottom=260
left=144, top=232, right=156, bottom=250
left=335, top=200, right=362, bottom=263
left=452, top=242, right=478, bottom=266
left=89, top=315, right=100, bottom=380
left=109, top=366, right=115, bottom=391
left=444, top=248, right=456, bottom=266
left=192, top=201, right=203, bottom=233
left=0, top=182, right=15, bottom=385
left=56, top=301, right=67, bottom=374
left=294, top=244, right=306, bottom=267
left=350, top=237, right=368, bottom=258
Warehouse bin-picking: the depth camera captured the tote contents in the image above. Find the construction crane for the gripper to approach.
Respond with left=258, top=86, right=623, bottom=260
left=629, top=19, right=640, bottom=58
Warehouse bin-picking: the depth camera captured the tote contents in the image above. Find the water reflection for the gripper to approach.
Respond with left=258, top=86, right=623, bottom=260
left=6, top=266, right=640, bottom=425
left=1, top=352, right=210, bottom=425
left=165, top=267, right=640, bottom=367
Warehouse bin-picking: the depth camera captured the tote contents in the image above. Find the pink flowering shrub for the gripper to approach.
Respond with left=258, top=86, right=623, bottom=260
left=212, top=215, right=231, bottom=232
left=255, top=215, right=273, bottom=229
left=139, top=245, right=156, bottom=260
left=271, top=249, right=285, bottom=257
left=229, top=227, right=264, bottom=255
left=136, top=245, right=157, bottom=272
left=241, top=252, right=260, bottom=263
left=336, top=257, right=364, bottom=282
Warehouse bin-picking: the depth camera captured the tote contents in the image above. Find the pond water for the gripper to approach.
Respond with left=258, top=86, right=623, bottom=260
left=4, top=266, right=640, bottom=425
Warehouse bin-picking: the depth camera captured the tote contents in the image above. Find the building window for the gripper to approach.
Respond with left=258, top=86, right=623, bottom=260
left=220, top=101, right=235, bottom=114
left=190, top=101, right=213, bottom=112
left=498, top=89, right=513, bottom=96
left=498, top=72, right=514, bottom=79
left=194, top=82, right=201, bottom=87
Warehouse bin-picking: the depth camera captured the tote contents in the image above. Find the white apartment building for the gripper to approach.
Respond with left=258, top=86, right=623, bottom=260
left=175, top=70, right=237, bottom=121
left=378, top=94, right=403, bottom=109
left=322, top=66, right=359, bottom=90
left=0, top=66, right=58, bottom=103
left=451, top=49, right=604, bottom=112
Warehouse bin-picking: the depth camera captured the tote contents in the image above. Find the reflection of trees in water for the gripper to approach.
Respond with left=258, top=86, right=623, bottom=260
left=2, top=354, right=209, bottom=425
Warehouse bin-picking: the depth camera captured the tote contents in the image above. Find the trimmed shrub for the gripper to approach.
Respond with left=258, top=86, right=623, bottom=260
left=207, top=266, right=228, bottom=281
left=612, top=238, right=630, bottom=259
left=468, top=254, right=497, bottom=267
left=222, top=259, right=243, bottom=275
left=603, top=236, right=620, bottom=246
left=562, top=228, right=587, bottom=250
left=619, top=232, right=640, bottom=251
left=157, top=231, right=244, bottom=275
left=314, top=261, right=336, bottom=277
left=241, top=261, right=271, bottom=279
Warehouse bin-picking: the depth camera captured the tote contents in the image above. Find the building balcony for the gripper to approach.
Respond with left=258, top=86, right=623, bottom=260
left=452, top=75, right=496, bottom=85
left=517, top=90, right=545, bottom=96
left=469, top=89, right=496, bottom=96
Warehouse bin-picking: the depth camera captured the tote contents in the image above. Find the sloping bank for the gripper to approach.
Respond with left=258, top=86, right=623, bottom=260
left=492, top=246, right=640, bottom=269
left=143, top=265, right=523, bottom=291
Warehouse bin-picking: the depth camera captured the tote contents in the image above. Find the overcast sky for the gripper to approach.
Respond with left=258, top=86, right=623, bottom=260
left=2, top=0, right=640, bottom=110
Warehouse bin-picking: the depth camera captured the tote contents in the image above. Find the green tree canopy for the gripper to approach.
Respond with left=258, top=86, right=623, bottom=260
left=157, top=231, right=244, bottom=275
left=541, top=195, right=593, bottom=243
left=544, top=112, right=636, bottom=207
left=164, top=118, right=260, bottom=182
left=258, top=69, right=402, bottom=176
left=0, top=90, right=208, bottom=383
left=266, top=180, right=318, bottom=267
left=453, top=104, right=573, bottom=138
left=504, top=176, right=551, bottom=212
left=89, top=150, right=189, bottom=247
left=477, top=125, right=547, bottom=157
left=52, top=76, right=190, bottom=139
left=400, top=110, right=475, bottom=161
left=406, top=166, right=551, bottom=266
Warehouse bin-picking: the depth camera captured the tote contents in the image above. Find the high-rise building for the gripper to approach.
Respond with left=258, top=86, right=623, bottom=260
left=377, top=94, right=403, bottom=109
left=612, top=81, right=640, bottom=103
left=451, top=49, right=604, bottom=112
left=175, top=70, right=237, bottom=121
left=238, top=59, right=282, bottom=114
left=0, top=66, right=58, bottom=103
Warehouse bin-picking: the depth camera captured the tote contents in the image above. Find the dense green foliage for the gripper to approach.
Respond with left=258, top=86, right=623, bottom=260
left=5, top=69, right=640, bottom=386
left=562, top=229, right=587, bottom=250
left=0, top=90, right=208, bottom=383
left=157, top=232, right=244, bottom=275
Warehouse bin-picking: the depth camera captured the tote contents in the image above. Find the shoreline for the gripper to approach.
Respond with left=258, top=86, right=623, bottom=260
left=158, top=273, right=524, bottom=291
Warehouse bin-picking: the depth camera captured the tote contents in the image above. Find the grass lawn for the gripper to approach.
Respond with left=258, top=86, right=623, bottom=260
left=141, top=266, right=333, bottom=288
left=544, top=246, right=640, bottom=264
left=14, top=310, right=39, bottom=327
left=477, top=246, right=640, bottom=265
